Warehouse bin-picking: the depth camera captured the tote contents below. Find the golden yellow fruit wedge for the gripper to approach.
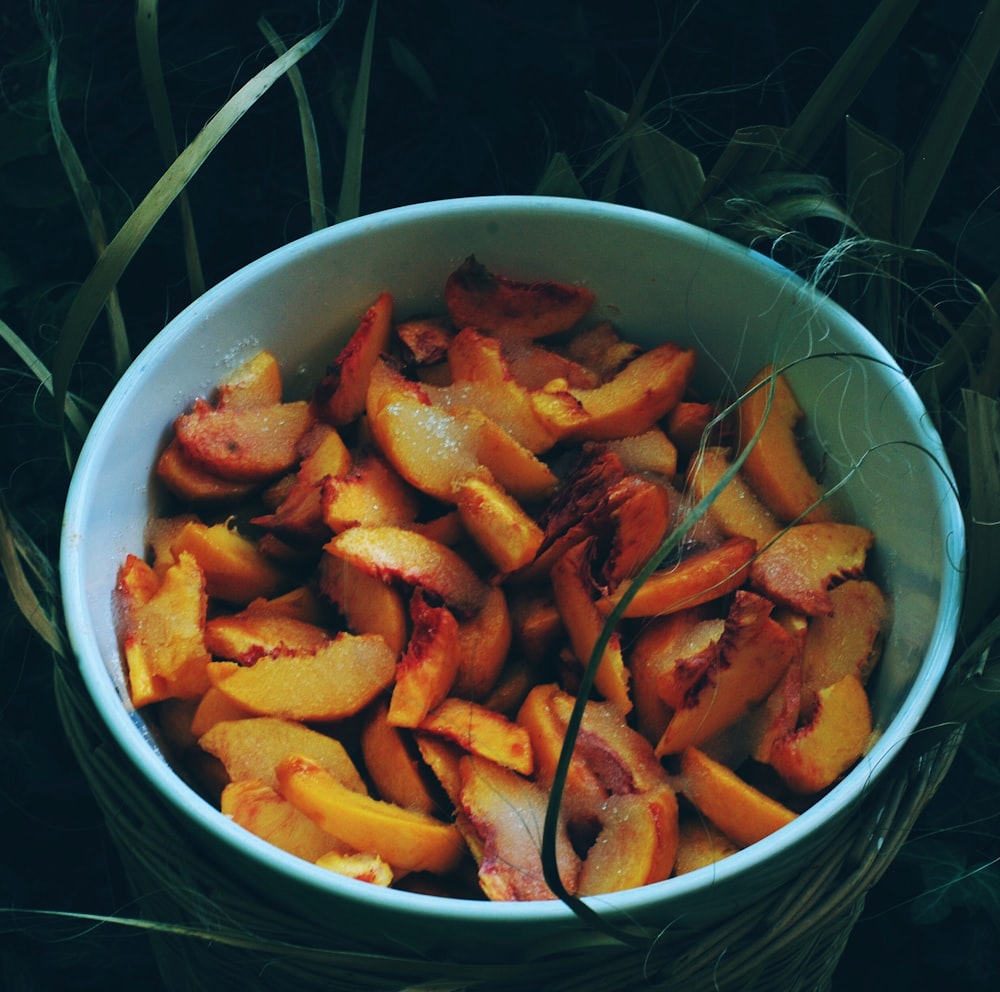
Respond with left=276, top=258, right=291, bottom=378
left=673, top=817, right=741, bottom=876
left=277, top=753, right=466, bottom=876
left=314, top=849, right=394, bottom=886
left=454, top=475, right=544, bottom=574
left=676, top=746, right=797, bottom=848
left=420, top=697, right=534, bottom=776
left=453, top=584, right=512, bottom=701
left=204, top=609, right=331, bottom=663
left=215, top=350, right=284, bottom=409
left=321, top=450, right=422, bottom=532
left=156, top=437, right=260, bottom=503
left=207, top=633, right=396, bottom=722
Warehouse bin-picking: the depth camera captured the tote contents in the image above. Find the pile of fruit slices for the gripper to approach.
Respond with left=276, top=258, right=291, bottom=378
left=115, top=257, right=888, bottom=900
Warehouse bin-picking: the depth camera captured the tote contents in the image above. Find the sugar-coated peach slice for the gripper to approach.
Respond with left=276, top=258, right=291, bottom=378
left=444, top=255, right=595, bottom=340
left=750, top=522, right=874, bottom=615
left=655, top=591, right=797, bottom=756
left=321, top=450, right=422, bottom=532
left=601, top=535, right=756, bottom=619
left=600, top=428, right=678, bottom=480
left=530, top=342, right=697, bottom=442
left=453, top=475, right=544, bottom=574
left=189, top=685, right=252, bottom=737
left=169, top=518, right=288, bottom=604
left=156, top=437, right=261, bottom=503
left=222, top=778, right=340, bottom=862
left=388, top=592, right=461, bottom=728
left=562, top=320, right=642, bottom=381
left=361, top=697, right=440, bottom=815
left=550, top=538, right=631, bottom=714
left=207, top=633, right=396, bottom=722
left=316, top=553, right=408, bottom=656
left=116, top=551, right=211, bottom=707
left=215, top=350, right=284, bottom=409
left=277, top=753, right=466, bottom=876
left=504, top=338, right=600, bottom=391
left=576, top=786, right=679, bottom=895
left=801, top=579, right=888, bottom=701
left=676, top=746, right=797, bottom=848
left=420, top=697, right=533, bottom=776
left=325, top=525, right=489, bottom=619
left=174, top=398, right=315, bottom=484
left=768, top=673, right=873, bottom=794
left=314, top=849, right=394, bottom=886
left=452, top=584, right=512, bottom=701
left=735, top=367, right=832, bottom=524
left=314, top=291, right=394, bottom=426
left=457, top=755, right=581, bottom=901
left=242, top=583, right=331, bottom=625
left=200, top=715, right=367, bottom=794
left=204, top=610, right=331, bottom=663
left=686, top=446, right=781, bottom=546
left=673, top=816, right=741, bottom=875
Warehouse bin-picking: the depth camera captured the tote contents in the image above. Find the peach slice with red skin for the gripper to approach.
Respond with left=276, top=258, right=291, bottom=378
left=530, top=342, right=697, bottom=443
left=736, top=366, right=831, bottom=524
left=598, top=428, right=678, bottom=481
left=396, top=315, right=453, bottom=366
left=601, top=475, right=674, bottom=586
left=314, top=291, right=394, bottom=426
left=665, top=401, right=718, bottom=460
left=388, top=591, right=461, bottom=728
left=456, top=755, right=581, bottom=901
left=655, top=590, right=797, bottom=756
left=444, top=255, right=595, bottom=340
left=203, top=609, right=331, bottom=664
left=207, top=633, right=396, bottom=722
left=675, top=746, right=797, bottom=847
left=325, top=525, right=489, bottom=619
left=452, top=584, right=512, bottom=701
left=315, top=849, right=394, bottom=886
left=277, top=753, right=466, bottom=876
left=600, top=535, right=756, bottom=619
left=199, top=715, right=367, bottom=794
left=750, top=522, right=875, bottom=615
left=321, top=450, right=422, bottom=532
left=156, top=438, right=260, bottom=503
left=453, top=475, right=545, bottom=575
left=768, top=672, right=874, bottom=794
left=420, top=697, right=534, bottom=776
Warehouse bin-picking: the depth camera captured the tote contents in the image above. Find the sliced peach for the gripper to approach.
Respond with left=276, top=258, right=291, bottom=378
left=801, top=579, right=888, bottom=700
left=746, top=652, right=804, bottom=765
left=414, top=734, right=466, bottom=807
left=325, top=525, right=489, bottom=619
left=562, top=320, right=642, bottom=380
left=388, top=592, right=461, bottom=728
left=576, top=786, right=679, bottom=895
left=444, top=255, right=595, bottom=340
left=600, top=428, right=678, bottom=480
left=686, top=446, right=781, bottom=546
left=735, top=366, right=831, bottom=523
left=189, top=686, right=252, bottom=737
left=750, top=522, right=874, bottom=615
left=215, top=350, right=284, bottom=409
left=169, top=518, right=288, bottom=604
left=321, top=450, right=422, bottom=532
left=479, top=658, right=539, bottom=718
left=509, top=587, right=563, bottom=666
left=601, top=536, right=756, bottom=619
left=316, top=553, right=408, bottom=656
left=675, top=746, right=797, bottom=848
left=665, top=401, right=718, bottom=460
left=199, top=715, right=366, bottom=794
left=602, top=475, right=674, bottom=585
left=550, top=538, right=630, bottom=714
left=277, top=753, right=466, bottom=876
left=314, top=849, right=394, bottom=886
left=673, top=816, right=741, bottom=875
left=420, top=698, right=533, bottom=776
left=453, top=584, right=512, bottom=701
left=530, top=342, right=696, bottom=443
left=204, top=609, right=331, bottom=663
left=207, top=633, right=396, bottom=722
left=655, top=591, right=797, bottom=756
left=396, top=315, right=453, bottom=366
left=314, top=291, right=394, bottom=426
left=453, top=475, right=544, bottom=574
left=222, top=778, right=340, bottom=862
left=116, top=551, right=211, bottom=706
left=504, top=338, right=600, bottom=390
left=156, top=437, right=260, bottom=503
left=242, top=584, right=331, bottom=625
left=768, top=673, right=874, bottom=794
left=457, top=755, right=581, bottom=900
left=361, top=697, right=440, bottom=815
left=173, top=398, right=315, bottom=483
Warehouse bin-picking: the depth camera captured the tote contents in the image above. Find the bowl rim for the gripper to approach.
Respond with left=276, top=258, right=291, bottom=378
left=60, top=194, right=966, bottom=933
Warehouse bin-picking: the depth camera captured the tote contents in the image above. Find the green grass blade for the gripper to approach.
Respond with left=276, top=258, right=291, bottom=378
left=335, top=0, right=377, bottom=224
left=42, top=20, right=130, bottom=377
left=135, top=0, right=206, bottom=297
left=259, top=16, right=327, bottom=232
left=534, top=152, right=585, bottom=198
left=50, top=18, right=337, bottom=439
left=901, top=0, right=1000, bottom=246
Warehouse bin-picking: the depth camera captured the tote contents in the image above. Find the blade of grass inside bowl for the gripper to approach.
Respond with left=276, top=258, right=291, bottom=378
left=534, top=151, right=586, bottom=198
left=50, top=19, right=337, bottom=442
left=901, top=0, right=1000, bottom=247
left=260, top=16, right=327, bottom=232
left=135, top=0, right=206, bottom=298
left=334, top=0, right=376, bottom=224
left=41, top=20, right=130, bottom=379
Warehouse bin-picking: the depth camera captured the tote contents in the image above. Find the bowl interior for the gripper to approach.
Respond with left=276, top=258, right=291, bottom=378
left=60, top=196, right=964, bottom=953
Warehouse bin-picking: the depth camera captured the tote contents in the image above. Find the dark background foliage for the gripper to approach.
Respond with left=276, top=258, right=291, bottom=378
left=1, top=2, right=998, bottom=989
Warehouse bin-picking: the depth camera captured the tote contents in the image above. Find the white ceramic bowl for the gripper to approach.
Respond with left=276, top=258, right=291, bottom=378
left=61, top=196, right=964, bottom=961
